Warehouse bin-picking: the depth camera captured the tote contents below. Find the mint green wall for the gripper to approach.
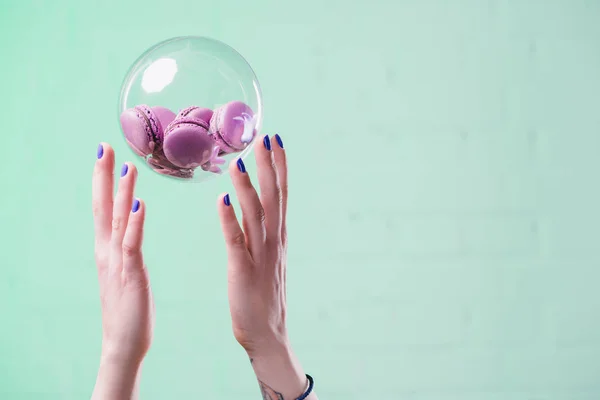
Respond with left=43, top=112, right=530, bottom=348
left=1, top=0, right=599, bottom=398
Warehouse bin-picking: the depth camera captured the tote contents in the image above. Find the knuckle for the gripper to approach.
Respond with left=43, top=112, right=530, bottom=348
left=228, top=231, right=246, bottom=247
left=94, top=249, right=108, bottom=266
left=281, top=230, right=288, bottom=246
left=122, top=242, right=139, bottom=257
left=255, top=206, right=266, bottom=223
left=280, top=182, right=288, bottom=201
left=112, top=217, right=123, bottom=231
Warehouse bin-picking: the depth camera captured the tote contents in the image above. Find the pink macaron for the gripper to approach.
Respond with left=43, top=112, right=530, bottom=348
left=146, top=153, right=194, bottom=179
left=119, top=105, right=175, bottom=156
left=176, top=106, right=214, bottom=124
left=152, top=106, right=176, bottom=128
left=208, top=101, right=257, bottom=154
left=163, top=117, right=218, bottom=169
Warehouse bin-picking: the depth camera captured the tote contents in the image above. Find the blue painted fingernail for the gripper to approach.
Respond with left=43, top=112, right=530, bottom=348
left=224, top=194, right=231, bottom=206
left=132, top=198, right=140, bottom=213
left=236, top=158, right=246, bottom=173
left=275, top=134, right=284, bottom=149
left=263, top=135, right=271, bottom=151
left=97, top=144, right=104, bottom=159
left=121, top=163, right=128, bottom=177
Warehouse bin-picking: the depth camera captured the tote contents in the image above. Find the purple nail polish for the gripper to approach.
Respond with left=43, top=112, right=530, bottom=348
left=97, top=144, right=104, bottom=159
left=132, top=198, right=140, bottom=213
left=263, top=135, right=271, bottom=151
left=121, top=164, right=128, bottom=177
left=236, top=158, right=246, bottom=173
left=224, top=194, right=231, bottom=206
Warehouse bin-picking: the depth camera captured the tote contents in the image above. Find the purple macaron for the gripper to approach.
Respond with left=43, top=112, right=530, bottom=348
left=119, top=105, right=175, bottom=156
left=152, top=106, right=176, bottom=128
left=163, top=117, right=218, bottom=169
left=147, top=153, right=194, bottom=179
left=176, top=106, right=214, bottom=124
left=208, top=101, right=257, bottom=154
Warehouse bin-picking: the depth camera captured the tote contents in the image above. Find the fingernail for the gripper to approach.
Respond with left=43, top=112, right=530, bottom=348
left=97, top=144, right=104, bottom=159
left=132, top=198, right=141, bottom=213
left=236, top=158, right=246, bottom=173
left=275, top=134, right=284, bottom=149
left=224, top=194, right=231, bottom=206
left=263, top=135, right=271, bottom=151
left=121, top=163, right=128, bottom=177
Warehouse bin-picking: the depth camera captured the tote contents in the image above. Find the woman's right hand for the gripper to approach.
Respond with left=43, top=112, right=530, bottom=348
left=91, top=143, right=154, bottom=400
left=217, top=134, right=317, bottom=399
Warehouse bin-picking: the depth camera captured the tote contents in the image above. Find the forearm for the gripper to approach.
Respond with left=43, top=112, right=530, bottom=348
left=249, top=343, right=318, bottom=400
left=91, top=356, right=142, bottom=400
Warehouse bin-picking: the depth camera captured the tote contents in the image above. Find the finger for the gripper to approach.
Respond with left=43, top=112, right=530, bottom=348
left=122, top=197, right=146, bottom=275
left=229, top=157, right=266, bottom=259
left=272, top=134, right=288, bottom=243
left=217, top=193, right=252, bottom=267
left=110, top=162, right=138, bottom=265
left=254, top=135, right=282, bottom=242
left=92, top=143, right=115, bottom=246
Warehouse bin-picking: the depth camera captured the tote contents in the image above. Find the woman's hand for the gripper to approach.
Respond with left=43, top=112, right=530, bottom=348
left=217, top=135, right=317, bottom=399
left=91, top=143, right=154, bottom=400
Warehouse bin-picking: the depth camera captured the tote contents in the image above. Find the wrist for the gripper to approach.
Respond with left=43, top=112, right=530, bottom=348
left=92, top=357, right=143, bottom=400
left=100, top=342, right=145, bottom=369
left=248, top=342, right=308, bottom=399
left=99, top=352, right=142, bottom=372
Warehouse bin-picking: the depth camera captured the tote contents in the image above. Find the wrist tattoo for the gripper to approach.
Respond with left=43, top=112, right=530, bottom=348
left=250, top=358, right=286, bottom=400
left=258, top=380, right=285, bottom=400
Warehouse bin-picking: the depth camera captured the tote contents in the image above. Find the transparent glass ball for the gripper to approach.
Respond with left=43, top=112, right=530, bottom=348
left=118, top=36, right=263, bottom=182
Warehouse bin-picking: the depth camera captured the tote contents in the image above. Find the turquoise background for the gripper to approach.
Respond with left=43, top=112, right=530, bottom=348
left=2, top=0, right=600, bottom=398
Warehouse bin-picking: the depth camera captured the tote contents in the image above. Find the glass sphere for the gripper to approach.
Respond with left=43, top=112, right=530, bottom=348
left=118, top=36, right=263, bottom=182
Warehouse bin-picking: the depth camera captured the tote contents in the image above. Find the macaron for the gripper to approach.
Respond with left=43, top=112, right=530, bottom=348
left=176, top=106, right=213, bottom=124
left=146, top=154, right=194, bottom=179
left=163, top=117, right=217, bottom=169
left=208, top=101, right=257, bottom=154
left=152, top=106, right=176, bottom=128
left=119, top=105, right=174, bottom=156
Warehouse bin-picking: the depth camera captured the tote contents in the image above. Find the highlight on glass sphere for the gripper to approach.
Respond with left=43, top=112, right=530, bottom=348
left=118, top=36, right=263, bottom=182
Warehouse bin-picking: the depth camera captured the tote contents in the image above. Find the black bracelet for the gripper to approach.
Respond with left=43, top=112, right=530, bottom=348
left=295, top=374, right=314, bottom=400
